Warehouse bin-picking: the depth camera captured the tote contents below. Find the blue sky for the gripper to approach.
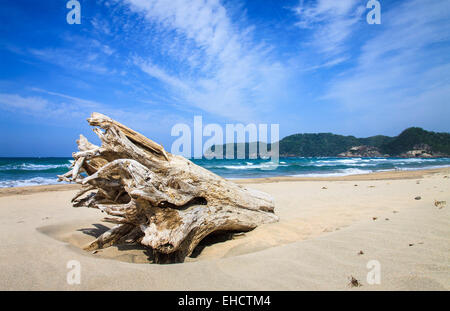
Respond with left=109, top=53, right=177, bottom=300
left=0, top=0, right=449, bottom=156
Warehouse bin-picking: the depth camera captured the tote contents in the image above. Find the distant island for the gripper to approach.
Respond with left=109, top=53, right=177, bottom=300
left=207, top=127, right=450, bottom=158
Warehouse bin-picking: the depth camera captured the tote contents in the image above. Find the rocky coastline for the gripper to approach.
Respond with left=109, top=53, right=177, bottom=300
left=338, top=144, right=447, bottom=158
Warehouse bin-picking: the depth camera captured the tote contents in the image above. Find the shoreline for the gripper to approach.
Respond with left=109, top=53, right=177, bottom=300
left=1, top=166, right=448, bottom=197
left=235, top=167, right=450, bottom=184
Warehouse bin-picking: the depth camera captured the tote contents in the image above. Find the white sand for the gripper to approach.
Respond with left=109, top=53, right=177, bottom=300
left=0, top=168, right=448, bottom=290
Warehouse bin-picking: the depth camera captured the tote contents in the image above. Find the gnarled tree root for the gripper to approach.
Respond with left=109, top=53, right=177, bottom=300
left=60, top=112, right=278, bottom=263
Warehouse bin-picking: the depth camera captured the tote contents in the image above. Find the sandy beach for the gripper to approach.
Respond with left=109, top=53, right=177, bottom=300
left=0, top=167, right=448, bottom=290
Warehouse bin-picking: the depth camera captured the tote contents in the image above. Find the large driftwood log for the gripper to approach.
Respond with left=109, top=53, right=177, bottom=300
left=59, top=113, right=278, bottom=263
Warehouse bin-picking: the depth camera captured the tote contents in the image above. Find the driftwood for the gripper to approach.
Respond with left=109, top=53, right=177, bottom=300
left=59, top=113, right=278, bottom=263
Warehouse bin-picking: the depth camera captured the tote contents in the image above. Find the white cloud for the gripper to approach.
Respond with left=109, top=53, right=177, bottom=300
left=0, top=87, right=109, bottom=120
left=0, top=93, right=48, bottom=111
left=30, top=88, right=103, bottom=108
left=0, top=88, right=190, bottom=145
left=301, top=56, right=349, bottom=72
left=91, top=17, right=112, bottom=35
left=124, top=0, right=292, bottom=122
left=29, top=47, right=110, bottom=75
left=28, top=34, right=118, bottom=75
left=133, top=57, right=189, bottom=91
left=323, top=0, right=450, bottom=132
left=293, top=0, right=364, bottom=56
left=0, top=92, right=93, bottom=120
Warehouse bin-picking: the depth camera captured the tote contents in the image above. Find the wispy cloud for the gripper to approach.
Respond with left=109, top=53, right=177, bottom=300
left=29, top=47, right=110, bottom=75
left=323, top=0, right=450, bottom=132
left=0, top=93, right=48, bottom=111
left=30, top=88, right=103, bottom=108
left=91, top=16, right=112, bottom=36
left=123, top=0, right=291, bottom=122
left=293, top=0, right=364, bottom=57
left=133, top=57, right=189, bottom=91
left=28, top=34, right=117, bottom=75
left=0, top=87, right=190, bottom=145
left=0, top=92, right=94, bottom=119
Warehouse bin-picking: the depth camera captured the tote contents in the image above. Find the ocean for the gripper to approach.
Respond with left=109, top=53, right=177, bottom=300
left=1, top=157, right=450, bottom=188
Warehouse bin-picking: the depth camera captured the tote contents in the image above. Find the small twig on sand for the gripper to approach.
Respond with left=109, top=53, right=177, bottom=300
left=348, top=276, right=362, bottom=288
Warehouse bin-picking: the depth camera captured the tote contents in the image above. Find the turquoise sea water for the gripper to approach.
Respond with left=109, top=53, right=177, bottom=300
left=1, top=157, right=450, bottom=188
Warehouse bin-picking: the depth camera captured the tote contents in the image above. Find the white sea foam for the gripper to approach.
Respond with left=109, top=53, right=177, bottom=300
left=289, top=164, right=450, bottom=178
left=0, top=163, right=71, bottom=171
left=314, top=158, right=364, bottom=166
left=222, top=162, right=280, bottom=170
left=0, top=177, right=64, bottom=188
left=395, top=164, right=450, bottom=171
left=290, top=168, right=372, bottom=178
